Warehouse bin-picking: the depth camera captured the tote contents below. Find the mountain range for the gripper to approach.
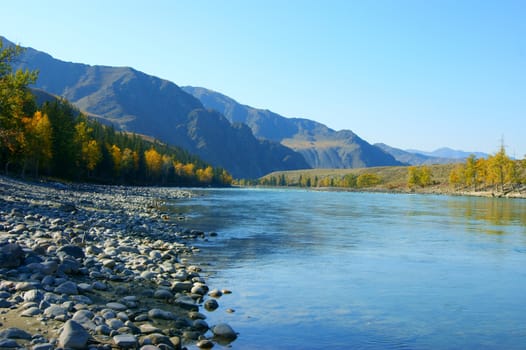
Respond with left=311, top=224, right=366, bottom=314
left=4, top=36, right=308, bottom=178
left=2, top=36, right=482, bottom=177
left=182, top=86, right=403, bottom=169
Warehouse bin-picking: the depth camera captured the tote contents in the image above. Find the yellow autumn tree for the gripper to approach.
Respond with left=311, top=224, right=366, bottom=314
left=144, top=147, right=162, bottom=178
left=84, top=140, right=101, bottom=173
left=220, top=169, right=233, bottom=185
left=357, top=173, right=381, bottom=188
left=183, top=163, right=195, bottom=178
left=21, top=111, right=53, bottom=176
left=196, top=166, right=214, bottom=184
left=110, top=144, right=122, bottom=175
left=173, top=161, right=185, bottom=177
left=121, top=148, right=137, bottom=176
left=487, top=145, right=513, bottom=191
left=75, top=121, right=101, bottom=175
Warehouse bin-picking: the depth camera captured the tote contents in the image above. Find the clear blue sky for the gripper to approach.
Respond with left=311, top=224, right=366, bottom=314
left=3, top=0, right=525, bottom=156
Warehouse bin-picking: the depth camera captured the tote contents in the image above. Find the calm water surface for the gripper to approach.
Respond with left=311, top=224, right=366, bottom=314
left=168, top=188, right=526, bottom=349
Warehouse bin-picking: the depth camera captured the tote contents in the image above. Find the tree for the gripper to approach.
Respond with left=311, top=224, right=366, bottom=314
left=21, top=111, right=52, bottom=176
left=196, top=166, right=214, bottom=184
left=144, top=147, right=162, bottom=178
left=408, top=166, right=432, bottom=188
left=487, top=144, right=513, bottom=191
left=75, top=121, right=101, bottom=175
left=449, top=164, right=465, bottom=189
left=407, top=166, right=420, bottom=188
left=0, top=40, right=38, bottom=174
left=109, top=144, right=122, bottom=175
left=357, top=173, right=381, bottom=188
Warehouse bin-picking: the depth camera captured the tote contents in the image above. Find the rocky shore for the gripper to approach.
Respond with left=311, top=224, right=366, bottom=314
left=0, top=176, right=236, bottom=350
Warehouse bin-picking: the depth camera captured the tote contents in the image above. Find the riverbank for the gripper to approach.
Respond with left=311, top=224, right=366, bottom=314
left=0, top=175, right=236, bottom=349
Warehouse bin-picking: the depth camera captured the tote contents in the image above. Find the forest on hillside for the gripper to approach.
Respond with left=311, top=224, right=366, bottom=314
left=0, top=42, right=232, bottom=186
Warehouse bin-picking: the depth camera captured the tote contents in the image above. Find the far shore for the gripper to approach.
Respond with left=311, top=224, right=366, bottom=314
left=253, top=183, right=526, bottom=199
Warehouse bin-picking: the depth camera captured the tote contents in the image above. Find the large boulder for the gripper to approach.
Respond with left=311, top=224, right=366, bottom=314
left=0, top=243, right=24, bottom=268
left=211, top=323, right=237, bottom=342
left=58, top=320, right=90, bottom=349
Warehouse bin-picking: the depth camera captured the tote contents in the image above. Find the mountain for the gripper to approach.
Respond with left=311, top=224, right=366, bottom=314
left=182, top=86, right=403, bottom=168
left=405, top=147, right=489, bottom=160
left=375, top=143, right=461, bottom=165
left=2, top=36, right=308, bottom=178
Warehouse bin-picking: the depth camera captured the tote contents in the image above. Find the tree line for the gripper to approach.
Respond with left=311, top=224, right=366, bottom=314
left=0, top=41, right=232, bottom=186
left=257, top=172, right=382, bottom=189
left=448, top=146, right=525, bottom=193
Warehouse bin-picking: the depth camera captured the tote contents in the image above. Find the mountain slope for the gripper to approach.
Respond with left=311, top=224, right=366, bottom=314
left=3, top=36, right=308, bottom=178
left=183, top=86, right=403, bottom=168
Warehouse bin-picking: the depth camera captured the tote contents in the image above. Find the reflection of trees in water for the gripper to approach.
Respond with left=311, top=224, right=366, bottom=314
left=449, top=197, right=526, bottom=231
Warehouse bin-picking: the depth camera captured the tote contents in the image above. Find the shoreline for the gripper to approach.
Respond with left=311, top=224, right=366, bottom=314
left=253, top=184, right=526, bottom=199
left=0, top=175, right=236, bottom=349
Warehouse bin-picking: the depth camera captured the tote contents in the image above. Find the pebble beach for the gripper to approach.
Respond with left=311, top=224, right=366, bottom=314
left=0, top=176, right=236, bottom=350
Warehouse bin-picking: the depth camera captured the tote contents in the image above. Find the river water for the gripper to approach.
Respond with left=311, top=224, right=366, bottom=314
left=167, top=188, right=526, bottom=349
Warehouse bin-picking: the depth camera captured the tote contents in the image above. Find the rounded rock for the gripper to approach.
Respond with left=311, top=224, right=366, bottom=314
left=211, top=323, right=237, bottom=341
left=204, top=299, right=219, bottom=312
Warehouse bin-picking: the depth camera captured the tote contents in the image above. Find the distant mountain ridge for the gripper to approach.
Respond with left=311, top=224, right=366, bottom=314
left=405, top=147, right=489, bottom=160
left=2, top=36, right=308, bottom=178
left=182, top=86, right=403, bottom=169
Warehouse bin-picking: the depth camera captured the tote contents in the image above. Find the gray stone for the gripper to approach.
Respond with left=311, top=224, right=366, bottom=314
left=148, top=308, right=176, bottom=320
left=21, top=306, right=42, bottom=317
left=106, top=302, right=127, bottom=311
left=54, top=281, right=78, bottom=295
left=154, top=289, right=173, bottom=299
left=23, top=289, right=44, bottom=302
left=58, top=320, right=90, bottom=349
left=107, top=318, right=125, bottom=330
left=196, top=339, right=214, bottom=349
left=140, top=346, right=161, bottom=350
left=15, top=281, right=38, bottom=291
left=139, top=324, right=162, bottom=334
left=59, top=258, right=81, bottom=274
left=204, top=299, right=219, bottom=312
left=70, top=294, right=93, bottom=304
left=140, top=271, right=156, bottom=280
left=113, top=334, right=137, bottom=348
left=193, top=319, right=209, bottom=332
left=57, top=245, right=85, bottom=259
left=174, top=296, right=198, bottom=311
left=208, top=289, right=222, bottom=298
left=0, top=327, right=32, bottom=339
left=92, top=281, right=108, bottom=290
left=33, top=343, right=54, bottom=350
left=211, top=323, right=237, bottom=341
left=72, top=309, right=96, bottom=330
left=0, top=338, right=19, bottom=347
left=171, top=281, right=192, bottom=292
left=9, top=224, right=26, bottom=234
left=0, top=298, right=12, bottom=308
left=77, top=282, right=93, bottom=293
left=95, top=324, right=112, bottom=336
left=145, top=333, right=173, bottom=347
left=44, top=304, right=67, bottom=318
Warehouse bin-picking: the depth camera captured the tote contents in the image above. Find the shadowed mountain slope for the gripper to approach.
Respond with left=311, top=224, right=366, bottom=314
left=182, top=86, right=403, bottom=168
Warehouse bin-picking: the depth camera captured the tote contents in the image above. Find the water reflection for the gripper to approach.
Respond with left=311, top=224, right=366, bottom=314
left=447, top=196, right=526, bottom=234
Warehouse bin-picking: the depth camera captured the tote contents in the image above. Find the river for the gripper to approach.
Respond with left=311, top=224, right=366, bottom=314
left=167, top=188, right=526, bottom=349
